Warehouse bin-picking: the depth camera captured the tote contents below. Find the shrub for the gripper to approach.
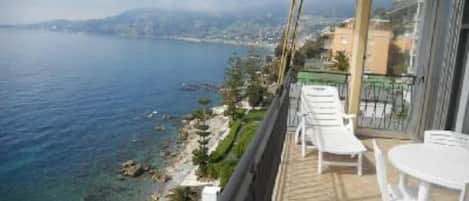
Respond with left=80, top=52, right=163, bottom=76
left=208, top=120, right=242, bottom=163
left=217, top=160, right=238, bottom=187
left=233, top=122, right=258, bottom=158
left=243, top=109, right=267, bottom=122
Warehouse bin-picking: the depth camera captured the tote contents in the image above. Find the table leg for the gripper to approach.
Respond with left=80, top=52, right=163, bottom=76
left=417, top=181, right=431, bottom=201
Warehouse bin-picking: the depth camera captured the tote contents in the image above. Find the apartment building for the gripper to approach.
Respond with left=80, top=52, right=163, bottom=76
left=322, top=18, right=394, bottom=74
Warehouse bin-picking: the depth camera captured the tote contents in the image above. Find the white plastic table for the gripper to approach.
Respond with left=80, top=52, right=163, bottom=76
left=388, top=143, right=469, bottom=201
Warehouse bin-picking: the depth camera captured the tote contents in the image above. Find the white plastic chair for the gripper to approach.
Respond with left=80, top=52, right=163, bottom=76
left=461, top=181, right=469, bottom=201
left=296, top=85, right=365, bottom=175
left=373, top=139, right=418, bottom=201
left=424, top=130, right=469, bottom=149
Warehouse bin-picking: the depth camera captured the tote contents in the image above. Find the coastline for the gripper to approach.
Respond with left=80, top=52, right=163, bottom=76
left=0, top=27, right=275, bottom=51
left=163, top=36, right=276, bottom=50
left=154, top=106, right=230, bottom=201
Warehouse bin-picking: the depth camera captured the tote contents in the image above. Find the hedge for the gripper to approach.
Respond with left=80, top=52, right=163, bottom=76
left=208, top=120, right=242, bottom=163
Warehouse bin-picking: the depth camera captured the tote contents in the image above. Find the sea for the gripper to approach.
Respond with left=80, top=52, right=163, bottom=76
left=0, top=29, right=250, bottom=201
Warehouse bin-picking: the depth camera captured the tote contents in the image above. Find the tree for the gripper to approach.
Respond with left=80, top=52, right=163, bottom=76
left=222, top=53, right=244, bottom=119
left=243, top=48, right=262, bottom=83
left=387, top=43, right=408, bottom=76
left=167, top=186, right=197, bottom=201
left=274, top=30, right=288, bottom=58
left=247, top=81, right=265, bottom=107
left=192, top=97, right=212, bottom=177
left=300, top=37, right=324, bottom=58
left=292, top=50, right=306, bottom=67
left=333, top=51, right=350, bottom=72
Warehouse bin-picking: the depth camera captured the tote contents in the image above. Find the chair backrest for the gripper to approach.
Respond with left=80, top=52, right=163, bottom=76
left=424, top=130, right=469, bottom=149
left=460, top=181, right=469, bottom=201
left=373, top=139, right=390, bottom=201
left=300, top=85, right=344, bottom=128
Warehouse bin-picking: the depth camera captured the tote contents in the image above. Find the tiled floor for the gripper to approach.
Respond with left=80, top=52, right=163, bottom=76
left=273, top=133, right=459, bottom=201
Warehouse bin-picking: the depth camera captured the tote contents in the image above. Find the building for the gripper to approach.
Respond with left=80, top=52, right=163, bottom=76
left=322, top=18, right=393, bottom=74
left=218, top=0, right=469, bottom=201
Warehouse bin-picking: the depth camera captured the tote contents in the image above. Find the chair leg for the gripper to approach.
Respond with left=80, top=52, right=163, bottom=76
left=295, top=125, right=301, bottom=144
left=318, top=152, right=323, bottom=174
left=399, top=173, right=410, bottom=199
left=302, top=129, right=306, bottom=158
left=357, top=153, right=363, bottom=176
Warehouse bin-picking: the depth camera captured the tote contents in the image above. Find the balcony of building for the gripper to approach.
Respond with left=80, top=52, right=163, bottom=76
left=216, top=0, right=469, bottom=201
left=272, top=134, right=458, bottom=201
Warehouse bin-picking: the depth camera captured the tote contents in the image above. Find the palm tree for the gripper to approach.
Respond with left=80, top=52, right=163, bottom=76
left=333, top=51, right=350, bottom=72
left=166, top=186, right=196, bottom=201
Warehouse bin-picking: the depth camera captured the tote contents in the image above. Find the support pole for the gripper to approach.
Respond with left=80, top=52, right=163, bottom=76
left=289, top=0, right=304, bottom=67
left=348, top=0, right=372, bottom=129
left=277, top=0, right=296, bottom=84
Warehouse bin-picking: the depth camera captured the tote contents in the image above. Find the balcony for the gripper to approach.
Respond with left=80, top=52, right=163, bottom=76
left=272, top=134, right=458, bottom=201
left=217, top=0, right=469, bottom=200
left=218, top=69, right=464, bottom=201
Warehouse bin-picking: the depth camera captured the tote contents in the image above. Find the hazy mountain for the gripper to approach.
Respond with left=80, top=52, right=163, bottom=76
left=1, top=1, right=392, bottom=45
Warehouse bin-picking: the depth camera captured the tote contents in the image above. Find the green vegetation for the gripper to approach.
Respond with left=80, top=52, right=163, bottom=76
left=387, top=43, right=408, bottom=76
left=332, top=51, right=350, bottom=72
left=167, top=186, right=198, bottom=201
left=233, top=122, right=258, bottom=158
left=222, top=49, right=273, bottom=114
left=297, top=71, right=347, bottom=84
left=222, top=54, right=244, bottom=119
left=208, top=120, right=242, bottom=163
left=207, top=109, right=266, bottom=187
left=243, top=109, right=267, bottom=122
left=192, top=97, right=212, bottom=178
left=299, top=37, right=325, bottom=59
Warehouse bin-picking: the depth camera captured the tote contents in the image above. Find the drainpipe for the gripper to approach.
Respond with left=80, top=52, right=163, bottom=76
left=348, top=0, right=372, bottom=129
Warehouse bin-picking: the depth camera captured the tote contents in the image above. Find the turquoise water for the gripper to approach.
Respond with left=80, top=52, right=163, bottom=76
left=0, top=29, right=248, bottom=201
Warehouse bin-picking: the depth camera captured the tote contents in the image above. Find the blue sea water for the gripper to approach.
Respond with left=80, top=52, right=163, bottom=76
left=0, top=29, right=249, bottom=201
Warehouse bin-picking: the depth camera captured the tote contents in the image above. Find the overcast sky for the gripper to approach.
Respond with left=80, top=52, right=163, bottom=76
left=0, top=0, right=289, bottom=24
left=0, top=0, right=384, bottom=25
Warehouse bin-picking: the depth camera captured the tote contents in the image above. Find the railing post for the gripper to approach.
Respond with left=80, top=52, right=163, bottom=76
left=348, top=0, right=372, bottom=129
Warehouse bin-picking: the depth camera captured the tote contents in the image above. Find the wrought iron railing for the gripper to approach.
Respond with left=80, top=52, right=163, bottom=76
left=219, top=70, right=293, bottom=201
left=295, top=70, right=416, bottom=131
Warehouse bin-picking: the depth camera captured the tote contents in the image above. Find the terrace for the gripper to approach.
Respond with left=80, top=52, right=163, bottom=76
left=272, top=135, right=458, bottom=201
left=216, top=0, right=469, bottom=201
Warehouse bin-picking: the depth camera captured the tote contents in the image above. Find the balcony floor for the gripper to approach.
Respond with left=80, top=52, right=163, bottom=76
left=273, top=133, right=459, bottom=201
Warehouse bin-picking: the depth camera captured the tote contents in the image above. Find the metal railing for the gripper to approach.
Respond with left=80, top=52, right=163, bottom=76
left=219, top=70, right=293, bottom=201
left=296, top=70, right=416, bottom=131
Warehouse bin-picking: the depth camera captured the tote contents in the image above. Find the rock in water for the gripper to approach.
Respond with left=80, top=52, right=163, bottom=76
left=125, top=164, right=144, bottom=177
left=121, top=160, right=135, bottom=167
left=182, top=114, right=194, bottom=121
left=150, top=192, right=160, bottom=201
left=119, top=160, right=145, bottom=177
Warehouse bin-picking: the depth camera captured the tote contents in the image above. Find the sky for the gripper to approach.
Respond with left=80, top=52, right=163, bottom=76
left=0, top=0, right=388, bottom=25
left=0, top=0, right=286, bottom=24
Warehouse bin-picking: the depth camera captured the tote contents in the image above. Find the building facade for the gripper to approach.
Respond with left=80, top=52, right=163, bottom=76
left=322, top=18, right=394, bottom=74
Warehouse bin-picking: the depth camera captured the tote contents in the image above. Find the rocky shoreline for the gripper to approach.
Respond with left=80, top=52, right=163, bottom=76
left=117, top=106, right=229, bottom=201
left=157, top=106, right=229, bottom=200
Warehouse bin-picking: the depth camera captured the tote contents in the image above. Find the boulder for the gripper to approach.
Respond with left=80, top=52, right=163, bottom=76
left=124, top=164, right=144, bottom=177
left=121, top=160, right=135, bottom=168
left=150, top=192, right=160, bottom=201
left=182, top=114, right=194, bottom=121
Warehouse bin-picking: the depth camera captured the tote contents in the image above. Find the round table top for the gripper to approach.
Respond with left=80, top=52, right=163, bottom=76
left=388, top=143, right=469, bottom=190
